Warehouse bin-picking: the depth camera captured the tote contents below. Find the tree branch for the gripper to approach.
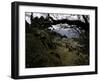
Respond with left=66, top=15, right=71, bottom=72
left=51, top=19, right=87, bottom=28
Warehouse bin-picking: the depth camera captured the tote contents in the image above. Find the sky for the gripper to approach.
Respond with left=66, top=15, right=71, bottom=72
left=25, top=12, right=86, bottom=24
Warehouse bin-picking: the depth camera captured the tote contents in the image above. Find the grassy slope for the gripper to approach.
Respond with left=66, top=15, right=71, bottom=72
left=26, top=29, right=89, bottom=68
